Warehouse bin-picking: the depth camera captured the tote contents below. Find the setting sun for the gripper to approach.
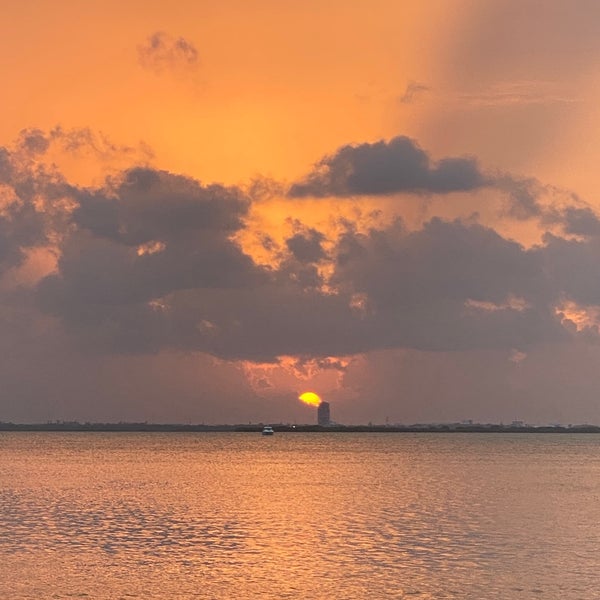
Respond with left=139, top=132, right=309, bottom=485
left=298, top=392, right=322, bottom=407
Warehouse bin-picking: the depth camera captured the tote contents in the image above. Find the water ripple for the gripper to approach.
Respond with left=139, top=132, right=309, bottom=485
left=1, top=432, right=600, bottom=598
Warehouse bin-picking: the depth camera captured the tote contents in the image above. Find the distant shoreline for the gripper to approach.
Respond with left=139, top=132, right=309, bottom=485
left=1, top=422, right=600, bottom=433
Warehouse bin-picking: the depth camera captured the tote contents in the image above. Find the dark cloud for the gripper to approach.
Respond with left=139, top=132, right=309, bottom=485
left=74, top=167, right=249, bottom=245
left=162, top=215, right=574, bottom=361
left=138, top=31, right=199, bottom=74
left=285, top=228, right=326, bottom=263
left=0, top=145, right=51, bottom=273
left=38, top=168, right=265, bottom=353
left=3, top=129, right=600, bottom=423
left=0, top=148, right=12, bottom=181
left=333, top=218, right=539, bottom=308
left=535, top=233, right=600, bottom=307
left=0, top=204, right=45, bottom=274
left=492, top=174, right=600, bottom=239
left=289, top=136, right=487, bottom=197
left=31, top=162, right=600, bottom=362
left=37, top=207, right=572, bottom=360
left=558, top=206, right=600, bottom=237
left=330, top=218, right=563, bottom=352
left=0, top=132, right=597, bottom=373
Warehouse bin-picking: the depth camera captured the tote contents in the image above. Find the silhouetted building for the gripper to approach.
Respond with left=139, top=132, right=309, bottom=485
left=317, top=401, right=330, bottom=426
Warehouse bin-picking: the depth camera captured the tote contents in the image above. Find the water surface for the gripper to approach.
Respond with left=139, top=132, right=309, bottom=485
left=1, top=432, right=599, bottom=598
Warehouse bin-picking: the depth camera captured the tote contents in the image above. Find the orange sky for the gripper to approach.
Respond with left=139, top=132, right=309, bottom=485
left=2, top=1, right=598, bottom=197
left=3, top=1, right=600, bottom=424
left=0, top=2, right=454, bottom=183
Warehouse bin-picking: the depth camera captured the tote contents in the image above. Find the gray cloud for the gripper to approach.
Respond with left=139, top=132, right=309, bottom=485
left=556, top=206, right=600, bottom=237
left=0, top=146, right=52, bottom=274
left=289, top=136, right=487, bottom=197
left=138, top=31, right=199, bottom=74
left=37, top=167, right=265, bottom=354
left=3, top=129, right=600, bottom=423
left=535, top=233, right=600, bottom=307
left=0, top=205, right=44, bottom=274
left=330, top=218, right=563, bottom=352
left=0, top=132, right=596, bottom=367
left=74, top=167, right=249, bottom=245
left=36, top=210, right=572, bottom=360
left=152, top=215, right=576, bottom=361
left=497, top=175, right=600, bottom=237
left=285, top=228, right=326, bottom=263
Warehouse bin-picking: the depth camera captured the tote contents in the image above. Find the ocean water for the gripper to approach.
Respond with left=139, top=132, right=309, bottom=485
left=1, top=432, right=599, bottom=599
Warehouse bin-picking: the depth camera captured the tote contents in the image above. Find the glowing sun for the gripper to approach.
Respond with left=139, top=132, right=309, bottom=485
left=299, top=391, right=322, bottom=406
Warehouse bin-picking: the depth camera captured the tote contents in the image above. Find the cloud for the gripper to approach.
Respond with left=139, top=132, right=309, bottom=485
left=37, top=167, right=265, bottom=353
left=3, top=128, right=600, bottom=423
left=496, top=175, right=544, bottom=220
left=285, top=227, right=326, bottom=263
left=0, top=130, right=593, bottom=368
left=535, top=233, right=600, bottom=307
left=13, top=127, right=152, bottom=162
left=16, top=128, right=50, bottom=155
left=0, top=146, right=54, bottom=277
left=289, top=136, right=487, bottom=197
left=6, top=127, right=154, bottom=190
left=138, top=31, right=199, bottom=74
left=330, top=217, right=564, bottom=352
left=554, top=206, right=600, bottom=238
left=73, top=167, right=249, bottom=245
left=36, top=208, right=572, bottom=360
left=495, top=174, right=600, bottom=238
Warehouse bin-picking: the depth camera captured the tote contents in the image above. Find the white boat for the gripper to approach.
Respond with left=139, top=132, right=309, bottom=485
left=262, top=425, right=274, bottom=435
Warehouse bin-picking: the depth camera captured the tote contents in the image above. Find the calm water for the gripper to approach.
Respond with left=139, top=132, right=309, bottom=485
left=1, top=433, right=600, bottom=599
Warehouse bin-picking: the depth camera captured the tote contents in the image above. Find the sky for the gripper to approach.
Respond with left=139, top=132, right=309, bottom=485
left=2, top=0, right=600, bottom=425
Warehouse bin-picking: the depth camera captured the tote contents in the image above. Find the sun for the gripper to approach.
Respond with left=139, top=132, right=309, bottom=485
left=298, top=391, right=322, bottom=406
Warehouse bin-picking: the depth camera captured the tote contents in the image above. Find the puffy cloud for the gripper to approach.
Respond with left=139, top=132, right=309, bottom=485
left=289, top=136, right=487, bottom=197
left=535, top=234, right=600, bottom=307
left=0, top=204, right=45, bottom=275
left=285, top=228, right=326, bottom=263
left=37, top=167, right=266, bottom=354
left=330, top=218, right=564, bottom=352
left=558, top=206, right=600, bottom=237
left=2, top=127, right=600, bottom=423
left=0, top=131, right=593, bottom=368
left=36, top=211, right=570, bottom=359
left=73, top=167, right=249, bottom=245
left=21, top=155, right=600, bottom=363
left=0, top=146, right=52, bottom=276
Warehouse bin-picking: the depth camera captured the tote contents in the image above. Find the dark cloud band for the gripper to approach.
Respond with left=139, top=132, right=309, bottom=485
left=289, top=136, right=487, bottom=197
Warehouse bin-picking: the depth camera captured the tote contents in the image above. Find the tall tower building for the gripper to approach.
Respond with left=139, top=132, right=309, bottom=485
left=317, top=401, right=331, bottom=426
